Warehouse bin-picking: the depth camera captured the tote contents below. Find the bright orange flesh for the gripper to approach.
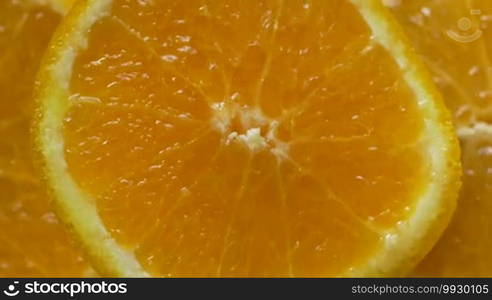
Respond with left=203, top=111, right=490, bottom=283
left=389, top=0, right=492, bottom=277
left=61, top=0, right=431, bottom=277
left=0, top=0, right=89, bottom=276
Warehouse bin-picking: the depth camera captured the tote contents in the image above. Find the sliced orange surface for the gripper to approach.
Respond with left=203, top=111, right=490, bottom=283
left=0, top=0, right=92, bottom=276
left=36, top=0, right=460, bottom=277
left=388, top=0, right=492, bottom=277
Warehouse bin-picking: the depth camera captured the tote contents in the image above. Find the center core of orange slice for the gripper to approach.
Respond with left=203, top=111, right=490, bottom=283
left=210, top=102, right=286, bottom=156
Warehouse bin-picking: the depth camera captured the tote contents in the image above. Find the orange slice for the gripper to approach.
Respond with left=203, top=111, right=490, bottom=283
left=388, top=0, right=492, bottom=277
left=35, top=0, right=461, bottom=277
left=0, top=0, right=93, bottom=276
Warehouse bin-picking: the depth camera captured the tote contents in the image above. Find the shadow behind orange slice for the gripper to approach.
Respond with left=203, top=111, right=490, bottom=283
left=0, top=0, right=91, bottom=276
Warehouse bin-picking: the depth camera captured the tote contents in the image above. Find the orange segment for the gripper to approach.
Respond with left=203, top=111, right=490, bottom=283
left=36, top=0, right=460, bottom=277
left=0, top=0, right=91, bottom=276
left=388, top=0, right=492, bottom=277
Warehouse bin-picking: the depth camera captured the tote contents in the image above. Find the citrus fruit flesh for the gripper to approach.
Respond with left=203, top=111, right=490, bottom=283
left=388, top=0, right=492, bottom=277
left=0, top=0, right=91, bottom=276
left=37, top=0, right=460, bottom=277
